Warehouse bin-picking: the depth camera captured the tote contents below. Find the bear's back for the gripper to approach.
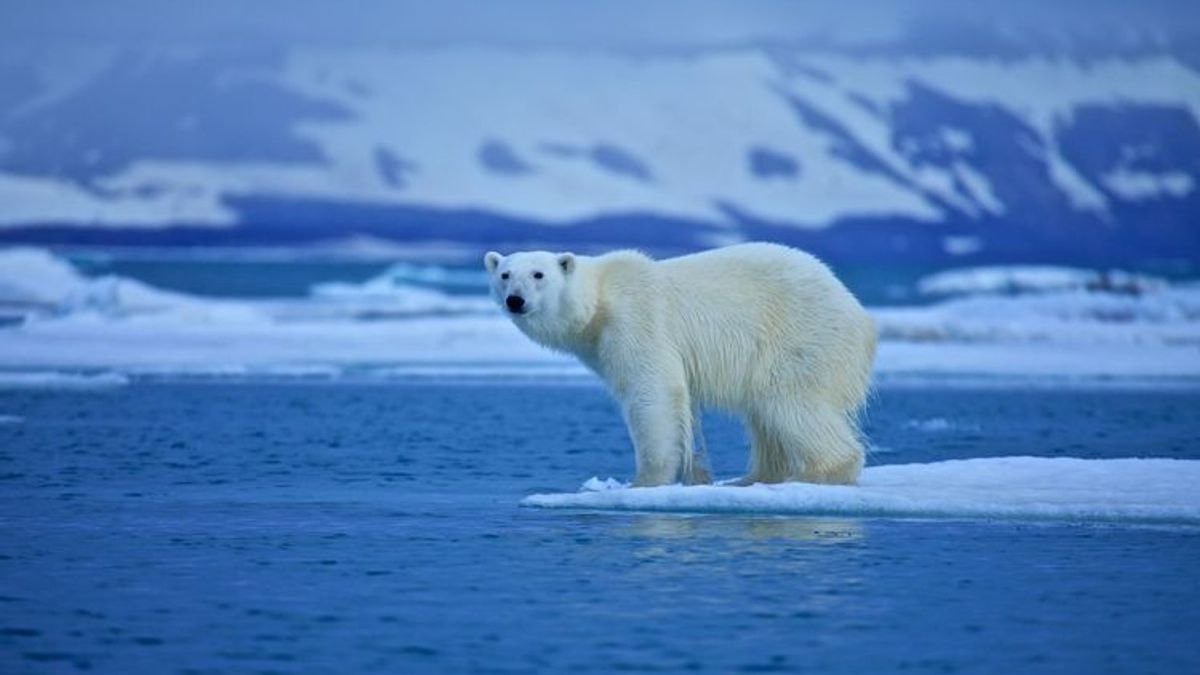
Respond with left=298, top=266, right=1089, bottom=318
left=654, top=243, right=873, bottom=408
left=657, top=243, right=854, bottom=313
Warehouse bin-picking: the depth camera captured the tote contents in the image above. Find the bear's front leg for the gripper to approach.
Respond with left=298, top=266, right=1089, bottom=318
left=623, top=383, right=692, bottom=487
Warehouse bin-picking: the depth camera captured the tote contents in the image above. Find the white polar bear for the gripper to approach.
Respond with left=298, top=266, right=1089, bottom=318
left=484, top=242, right=876, bottom=487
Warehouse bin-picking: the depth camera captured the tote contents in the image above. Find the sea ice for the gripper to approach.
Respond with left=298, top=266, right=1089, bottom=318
left=522, top=457, right=1200, bottom=524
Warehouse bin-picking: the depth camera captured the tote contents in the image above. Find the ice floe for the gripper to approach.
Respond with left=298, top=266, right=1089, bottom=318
left=522, top=457, right=1200, bottom=524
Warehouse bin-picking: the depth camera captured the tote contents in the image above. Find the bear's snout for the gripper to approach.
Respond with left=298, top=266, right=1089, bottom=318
left=505, top=295, right=526, bottom=313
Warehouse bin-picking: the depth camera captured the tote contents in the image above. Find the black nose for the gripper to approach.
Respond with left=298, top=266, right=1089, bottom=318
left=505, top=295, right=525, bottom=313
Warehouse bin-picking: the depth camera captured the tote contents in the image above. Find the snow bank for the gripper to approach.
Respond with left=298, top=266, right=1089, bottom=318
left=876, top=341, right=1200, bottom=380
left=0, top=371, right=129, bottom=389
left=876, top=283, right=1200, bottom=345
left=918, top=265, right=1167, bottom=297
left=523, top=457, right=1200, bottom=524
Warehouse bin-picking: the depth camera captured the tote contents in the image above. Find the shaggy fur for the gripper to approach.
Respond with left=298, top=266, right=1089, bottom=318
left=485, top=242, right=876, bottom=487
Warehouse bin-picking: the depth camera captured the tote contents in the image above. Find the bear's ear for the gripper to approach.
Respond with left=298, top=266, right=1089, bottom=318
left=557, top=253, right=576, bottom=275
left=484, top=251, right=503, bottom=273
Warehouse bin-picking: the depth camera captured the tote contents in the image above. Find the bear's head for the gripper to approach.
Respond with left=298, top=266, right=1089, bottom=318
left=483, top=250, right=576, bottom=323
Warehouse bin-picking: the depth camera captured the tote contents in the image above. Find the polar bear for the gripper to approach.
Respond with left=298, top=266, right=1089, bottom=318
left=484, top=242, right=876, bottom=487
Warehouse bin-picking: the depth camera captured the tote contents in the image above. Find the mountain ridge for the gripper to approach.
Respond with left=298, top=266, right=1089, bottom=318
left=1, top=43, right=1197, bottom=263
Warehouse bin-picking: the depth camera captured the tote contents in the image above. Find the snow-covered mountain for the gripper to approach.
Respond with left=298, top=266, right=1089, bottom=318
left=1, top=8, right=1199, bottom=263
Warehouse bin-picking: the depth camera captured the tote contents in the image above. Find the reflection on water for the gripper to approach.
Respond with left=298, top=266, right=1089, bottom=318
left=619, top=514, right=864, bottom=544
left=616, top=515, right=871, bottom=607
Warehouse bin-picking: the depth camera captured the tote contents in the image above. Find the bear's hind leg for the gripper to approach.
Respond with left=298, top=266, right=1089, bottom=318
left=746, top=397, right=864, bottom=485
left=793, top=400, right=864, bottom=485
left=734, top=412, right=803, bottom=485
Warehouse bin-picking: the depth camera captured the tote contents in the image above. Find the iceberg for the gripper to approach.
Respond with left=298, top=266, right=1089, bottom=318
left=0, top=247, right=253, bottom=321
left=0, top=247, right=90, bottom=307
left=310, top=264, right=492, bottom=316
left=522, top=457, right=1200, bottom=524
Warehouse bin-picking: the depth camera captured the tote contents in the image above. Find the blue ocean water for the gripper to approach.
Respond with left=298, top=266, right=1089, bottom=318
left=1, top=381, right=1198, bottom=673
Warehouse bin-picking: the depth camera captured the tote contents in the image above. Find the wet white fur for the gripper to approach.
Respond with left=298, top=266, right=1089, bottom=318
left=484, top=243, right=877, bottom=487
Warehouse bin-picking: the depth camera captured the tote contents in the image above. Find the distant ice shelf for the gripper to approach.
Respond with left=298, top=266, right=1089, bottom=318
left=0, top=247, right=1197, bottom=379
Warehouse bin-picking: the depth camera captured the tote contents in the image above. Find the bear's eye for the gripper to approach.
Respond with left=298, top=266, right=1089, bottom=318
left=533, top=271, right=544, bottom=280
left=500, top=272, right=509, bottom=280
